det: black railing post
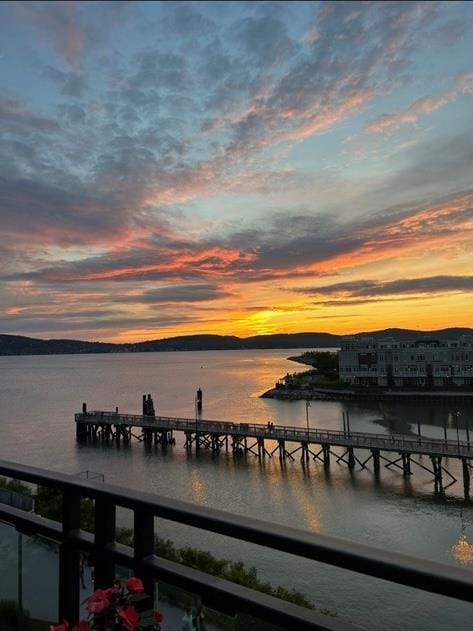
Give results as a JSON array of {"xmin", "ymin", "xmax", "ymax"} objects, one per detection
[
  {"xmin": 94, "ymin": 496, "xmax": 116, "ymax": 588},
  {"xmin": 59, "ymin": 490, "xmax": 81, "ymax": 624},
  {"xmin": 134, "ymin": 507, "xmax": 155, "ymax": 603}
]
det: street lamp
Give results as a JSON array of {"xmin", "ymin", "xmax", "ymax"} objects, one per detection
[
  {"xmin": 454, "ymin": 410, "xmax": 461, "ymax": 452},
  {"xmin": 305, "ymin": 400, "xmax": 311, "ymax": 441},
  {"xmin": 194, "ymin": 392, "xmax": 198, "ymax": 447}
]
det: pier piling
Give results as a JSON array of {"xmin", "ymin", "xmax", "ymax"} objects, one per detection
[
  {"xmin": 463, "ymin": 458, "xmax": 470, "ymax": 497},
  {"xmin": 196, "ymin": 388, "xmax": 203, "ymax": 414}
]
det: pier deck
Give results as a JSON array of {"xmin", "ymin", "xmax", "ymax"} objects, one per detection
[
  {"xmin": 76, "ymin": 410, "xmax": 473, "ymax": 458},
  {"xmin": 75, "ymin": 412, "xmax": 473, "ymax": 497},
  {"xmin": 75, "ymin": 410, "xmax": 473, "ymax": 495}
]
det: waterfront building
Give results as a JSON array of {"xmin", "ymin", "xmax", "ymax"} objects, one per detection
[{"xmin": 338, "ymin": 335, "xmax": 473, "ymax": 387}]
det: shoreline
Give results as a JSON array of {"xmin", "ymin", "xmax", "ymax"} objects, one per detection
[
  {"xmin": 287, "ymin": 355, "xmax": 316, "ymax": 366},
  {"xmin": 262, "ymin": 385, "xmax": 473, "ymax": 403}
]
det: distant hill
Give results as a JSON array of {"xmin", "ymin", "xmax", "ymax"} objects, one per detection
[{"xmin": 1, "ymin": 328, "xmax": 472, "ymax": 356}]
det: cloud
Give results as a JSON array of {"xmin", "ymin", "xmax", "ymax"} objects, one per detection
[
  {"xmin": 457, "ymin": 71, "xmax": 473, "ymax": 94},
  {"xmin": 0, "ymin": 176, "xmax": 138, "ymax": 247},
  {"xmin": 366, "ymin": 70, "xmax": 473, "ymax": 134},
  {"xmin": 15, "ymin": 1, "xmax": 86, "ymax": 67},
  {"xmin": 0, "ymin": 98, "xmax": 60, "ymax": 133},
  {"xmin": 379, "ymin": 134, "xmax": 473, "ymax": 199},
  {"xmin": 296, "ymin": 275, "xmax": 473, "ymax": 301},
  {"xmin": 45, "ymin": 67, "xmax": 87, "ymax": 98},
  {"xmin": 313, "ymin": 297, "xmax": 425, "ymax": 307},
  {"xmin": 4, "ymin": 186, "xmax": 471, "ymax": 290},
  {"xmin": 58, "ymin": 104, "xmax": 86, "ymax": 125},
  {"xmin": 0, "ymin": 313, "xmax": 198, "ymax": 335},
  {"xmin": 114, "ymin": 284, "xmax": 233, "ymax": 304},
  {"xmin": 233, "ymin": 14, "xmax": 296, "ymax": 69},
  {"xmin": 366, "ymin": 95, "xmax": 451, "ymax": 133},
  {"xmin": 160, "ymin": 4, "xmax": 214, "ymax": 37},
  {"xmin": 201, "ymin": 1, "xmax": 446, "ymax": 158},
  {"xmin": 129, "ymin": 50, "xmax": 190, "ymax": 91},
  {"xmin": 14, "ymin": 0, "xmax": 135, "ymax": 67}
]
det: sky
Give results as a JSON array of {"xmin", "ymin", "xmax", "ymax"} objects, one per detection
[{"xmin": 0, "ymin": 0, "xmax": 472, "ymax": 343}]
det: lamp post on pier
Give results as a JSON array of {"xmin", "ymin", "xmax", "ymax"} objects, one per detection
[
  {"xmin": 305, "ymin": 400, "xmax": 311, "ymax": 442},
  {"xmin": 194, "ymin": 392, "xmax": 198, "ymax": 447},
  {"xmin": 455, "ymin": 410, "xmax": 461, "ymax": 452}
]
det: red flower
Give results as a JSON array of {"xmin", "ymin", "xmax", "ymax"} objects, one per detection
[
  {"xmin": 104, "ymin": 586, "xmax": 119, "ymax": 600},
  {"xmin": 126, "ymin": 576, "xmax": 144, "ymax": 594},
  {"xmin": 72, "ymin": 622, "xmax": 91, "ymax": 631},
  {"xmin": 85, "ymin": 589, "xmax": 110, "ymax": 614},
  {"xmin": 117, "ymin": 605, "xmax": 139, "ymax": 631},
  {"xmin": 49, "ymin": 623, "xmax": 68, "ymax": 631}
]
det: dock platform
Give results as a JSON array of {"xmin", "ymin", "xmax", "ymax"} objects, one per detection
[{"xmin": 76, "ymin": 409, "xmax": 473, "ymax": 496}]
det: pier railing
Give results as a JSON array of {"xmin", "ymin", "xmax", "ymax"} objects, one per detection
[
  {"xmin": 76, "ymin": 411, "xmax": 473, "ymax": 458},
  {"xmin": 2, "ymin": 458, "xmax": 473, "ymax": 629}
]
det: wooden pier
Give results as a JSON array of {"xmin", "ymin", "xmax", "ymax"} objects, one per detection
[{"xmin": 75, "ymin": 407, "xmax": 473, "ymax": 496}]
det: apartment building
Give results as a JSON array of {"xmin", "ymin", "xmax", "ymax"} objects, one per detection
[{"xmin": 338, "ymin": 335, "xmax": 473, "ymax": 387}]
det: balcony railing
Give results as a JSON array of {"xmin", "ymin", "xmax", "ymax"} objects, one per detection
[{"xmin": 1, "ymin": 458, "xmax": 473, "ymax": 629}]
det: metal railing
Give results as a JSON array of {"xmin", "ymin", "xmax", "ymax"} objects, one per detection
[{"xmin": 2, "ymin": 459, "xmax": 473, "ymax": 629}]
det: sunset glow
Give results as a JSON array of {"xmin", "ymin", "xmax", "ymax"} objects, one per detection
[{"xmin": 1, "ymin": 1, "xmax": 472, "ymax": 341}]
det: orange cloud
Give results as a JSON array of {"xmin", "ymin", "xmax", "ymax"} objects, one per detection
[
  {"xmin": 304, "ymin": 191, "xmax": 473, "ymax": 274},
  {"xmin": 43, "ymin": 246, "xmax": 257, "ymax": 282}
]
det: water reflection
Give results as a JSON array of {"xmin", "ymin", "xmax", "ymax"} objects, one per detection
[
  {"xmin": 190, "ymin": 469, "xmax": 206, "ymax": 504},
  {"xmin": 451, "ymin": 534, "xmax": 473, "ymax": 565},
  {"xmin": 351, "ymin": 400, "xmax": 472, "ymax": 442}
]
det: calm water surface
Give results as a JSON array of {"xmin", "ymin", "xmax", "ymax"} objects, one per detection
[{"xmin": 1, "ymin": 350, "xmax": 473, "ymax": 630}]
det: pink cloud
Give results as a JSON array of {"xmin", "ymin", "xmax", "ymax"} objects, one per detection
[
  {"xmin": 0, "ymin": 98, "xmax": 60, "ymax": 132},
  {"xmin": 366, "ymin": 71, "xmax": 473, "ymax": 134},
  {"xmin": 15, "ymin": 1, "xmax": 85, "ymax": 67},
  {"xmin": 366, "ymin": 95, "xmax": 451, "ymax": 134}
]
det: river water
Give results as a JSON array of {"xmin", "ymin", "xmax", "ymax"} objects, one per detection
[{"xmin": 1, "ymin": 349, "xmax": 472, "ymax": 629}]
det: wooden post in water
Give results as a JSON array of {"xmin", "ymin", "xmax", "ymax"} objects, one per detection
[
  {"xmin": 196, "ymin": 388, "xmax": 203, "ymax": 414},
  {"xmin": 76, "ymin": 403, "xmax": 88, "ymax": 439},
  {"xmin": 431, "ymin": 456, "xmax": 443, "ymax": 491},
  {"xmin": 462, "ymin": 458, "xmax": 470, "ymax": 498},
  {"xmin": 301, "ymin": 441, "xmax": 309, "ymax": 463},
  {"xmin": 322, "ymin": 444, "xmax": 330, "ymax": 466},
  {"xmin": 401, "ymin": 453, "xmax": 411, "ymax": 476},
  {"xmin": 372, "ymin": 449, "xmax": 380, "ymax": 475},
  {"xmin": 348, "ymin": 447, "xmax": 355, "ymax": 469},
  {"xmin": 278, "ymin": 440, "xmax": 285, "ymax": 460}
]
